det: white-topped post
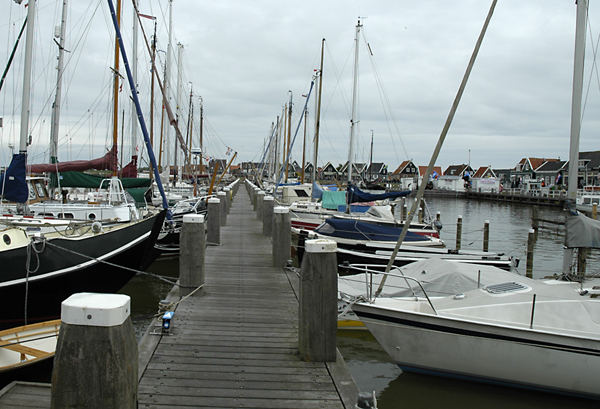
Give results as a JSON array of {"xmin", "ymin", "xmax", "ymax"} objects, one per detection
[
  {"xmin": 51, "ymin": 293, "xmax": 137, "ymax": 408},
  {"xmin": 272, "ymin": 206, "xmax": 291, "ymax": 267},
  {"xmin": 217, "ymin": 191, "xmax": 227, "ymax": 225},
  {"xmin": 223, "ymin": 187, "xmax": 232, "ymax": 212},
  {"xmin": 253, "ymin": 187, "xmax": 260, "ymax": 210},
  {"xmin": 263, "ymin": 195, "xmax": 275, "ymax": 236},
  {"xmin": 299, "ymin": 239, "xmax": 337, "ymax": 362},
  {"xmin": 179, "ymin": 214, "xmax": 205, "ymax": 297},
  {"xmin": 256, "ymin": 190, "xmax": 265, "ymax": 220},
  {"xmin": 207, "ymin": 197, "xmax": 221, "ymax": 245}
]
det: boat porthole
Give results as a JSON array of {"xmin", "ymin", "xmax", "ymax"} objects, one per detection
[
  {"xmin": 89, "ymin": 213, "xmax": 96, "ymax": 220},
  {"xmin": 3, "ymin": 234, "xmax": 10, "ymax": 245}
]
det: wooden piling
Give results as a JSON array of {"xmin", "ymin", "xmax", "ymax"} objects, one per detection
[
  {"xmin": 217, "ymin": 191, "xmax": 227, "ymax": 226},
  {"xmin": 526, "ymin": 228, "xmax": 535, "ymax": 278},
  {"xmin": 179, "ymin": 214, "xmax": 205, "ymax": 297},
  {"xmin": 436, "ymin": 211, "xmax": 441, "ymax": 222},
  {"xmin": 483, "ymin": 220, "xmax": 489, "ymax": 252},
  {"xmin": 263, "ymin": 195, "xmax": 274, "ymax": 236},
  {"xmin": 51, "ymin": 293, "xmax": 137, "ymax": 409},
  {"xmin": 207, "ymin": 197, "xmax": 221, "ymax": 245},
  {"xmin": 456, "ymin": 215, "xmax": 463, "ymax": 251},
  {"xmin": 223, "ymin": 187, "xmax": 232, "ymax": 213},
  {"xmin": 299, "ymin": 239, "xmax": 337, "ymax": 362},
  {"xmin": 418, "ymin": 207, "xmax": 424, "ymax": 223},
  {"xmin": 402, "ymin": 203, "xmax": 407, "ymax": 221},
  {"xmin": 272, "ymin": 206, "xmax": 291, "ymax": 268},
  {"xmin": 256, "ymin": 190, "xmax": 265, "ymax": 220},
  {"xmin": 577, "ymin": 247, "xmax": 588, "ymax": 279},
  {"xmin": 593, "ymin": 203, "xmax": 598, "ymax": 220}
]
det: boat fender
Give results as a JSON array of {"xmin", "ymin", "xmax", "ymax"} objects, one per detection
[{"xmin": 91, "ymin": 221, "xmax": 102, "ymax": 234}]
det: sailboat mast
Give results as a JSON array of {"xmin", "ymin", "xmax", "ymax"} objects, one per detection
[
  {"xmin": 149, "ymin": 19, "xmax": 157, "ymax": 179},
  {"xmin": 199, "ymin": 97, "xmax": 204, "ymax": 173},
  {"xmin": 130, "ymin": 0, "xmax": 139, "ymax": 165},
  {"xmin": 273, "ymin": 114, "xmax": 280, "ymax": 183},
  {"xmin": 285, "ymin": 91, "xmax": 292, "ymax": 182},
  {"xmin": 174, "ymin": 42, "xmax": 183, "ymax": 183},
  {"xmin": 312, "ymin": 38, "xmax": 325, "ymax": 184},
  {"xmin": 348, "ymin": 20, "xmax": 362, "ymax": 185},
  {"xmin": 186, "ymin": 83, "xmax": 193, "ymax": 177},
  {"xmin": 111, "ymin": 0, "xmax": 122, "ymax": 176},
  {"xmin": 49, "ymin": 0, "xmax": 68, "ymax": 165},
  {"xmin": 369, "ymin": 129, "xmax": 373, "ymax": 182},
  {"xmin": 19, "ymin": 0, "xmax": 36, "ymax": 156},
  {"xmin": 562, "ymin": 0, "xmax": 588, "ymax": 275},
  {"xmin": 301, "ymin": 108, "xmax": 307, "ymax": 183},
  {"xmin": 163, "ymin": 0, "xmax": 173, "ymax": 178}
]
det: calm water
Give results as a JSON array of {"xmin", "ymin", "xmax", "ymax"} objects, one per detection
[{"xmin": 123, "ymin": 197, "xmax": 598, "ymax": 407}]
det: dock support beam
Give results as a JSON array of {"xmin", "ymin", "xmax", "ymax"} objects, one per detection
[
  {"xmin": 257, "ymin": 190, "xmax": 265, "ymax": 220},
  {"xmin": 179, "ymin": 214, "xmax": 205, "ymax": 297},
  {"xmin": 456, "ymin": 215, "xmax": 463, "ymax": 251},
  {"xmin": 263, "ymin": 195, "xmax": 274, "ymax": 236},
  {"xmin": 207, "ymin": 197, "xmax": 221, "ymax": 245},
  {"xmin": 217, "ymin": 191, "xmax": 227, "ymax": 226},
  {"xmin": 51, "ymin": 293, "xmax": 137, "ymax": 409},
  {"xmin": 273, "ymin": 206, "xmax": 291, "ymax": 268},
  {"xmin": 299, "ymin": 239, "xmax": 337, "ymax": 362}
]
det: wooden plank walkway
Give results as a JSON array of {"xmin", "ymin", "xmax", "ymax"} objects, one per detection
[{"xmin": 137, "ymin": 186, "xmax": 357, "ymax": 408}]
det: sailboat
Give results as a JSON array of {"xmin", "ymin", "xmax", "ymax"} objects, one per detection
[
  {"xmin": 352, "ymin": 1, "xmax": 600, "ymax": 398},
  {"xmin": 0, "ymin": 0, "xmax": 166, "ymax": 329}
]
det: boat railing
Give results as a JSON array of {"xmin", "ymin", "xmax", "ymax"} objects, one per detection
[{"xmin": 340, "ymin": 263, "xmax": 437, "ymax": 314}]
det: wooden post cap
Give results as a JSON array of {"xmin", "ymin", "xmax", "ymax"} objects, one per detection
[
  {"xmin": 208, "ymin": 197, "xmax": 220, "ymax": 204},
  {"xmin": 217, "ymin": 191, "xmax": 226, "ymax": 197},
  {"xmin": 61, "ymin": 293, "xmax": 130, "ymax": 327},
  {"xmin": 223, "ymin": 187, "xmax": 231, "ymax": 192},
  {"xmin": 264, "ymin": 195, "xmax": 275, "ymax": 201},
  {"xmin": 305, "ymin": 239, "xmax": 337, "ymax": 253},
  {"xmin": 274, "ymin": 206, "xmax": 289, "ymax": 214},
  {"xmin": 183, "ymin": 214, "xmax": 204, "ymax": 224}
]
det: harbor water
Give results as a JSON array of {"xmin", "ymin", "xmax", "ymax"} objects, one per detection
[{"xmin": 121, "ymin": 197, "xmax": 598, "ymax": 407}]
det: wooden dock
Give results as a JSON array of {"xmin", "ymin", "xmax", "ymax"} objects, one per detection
[
  {"xmin": 137, "ymin": 186, "xmax": 357, "ymax": 408},
  {"xmin": 0, "ymin": 184, "xmax": 357, "ymax": 408}
]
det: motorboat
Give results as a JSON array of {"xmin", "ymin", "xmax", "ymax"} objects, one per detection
[{"xmin": 352, "ymin": 274, "xmax": 600, "ymax": 398}]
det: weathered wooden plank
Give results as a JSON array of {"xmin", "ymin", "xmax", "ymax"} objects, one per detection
[
  {"xmin": 145, "ymin": 362, "xmax": 330, "ymax": 376},
  {"xmin": 141, "ymin": 369, "xmax": 332, "ymax": 384},
  {"xmin": 138, "ymin": 396, "xmax": 343, "ymax": 409},
  {"xmin": 139, "ymin": 376, "xmax": 337, "ymax": 392}
]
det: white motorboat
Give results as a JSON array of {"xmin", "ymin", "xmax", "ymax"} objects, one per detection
[{"xmin": 352, "ymin": 276, "xmax": 600, "ymax": 398}]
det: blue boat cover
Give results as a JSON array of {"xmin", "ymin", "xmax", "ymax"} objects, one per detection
[
  {"xmin": 347, "ymin": 183, "xmax": 410, "ymax": 203},
  {"xmin": 312, "ymin": 182, "xmax": 324, "ymax": 200},
  {"xmin": 0, "ymin": 153, "xmax": 28, "ymax": 203},
  {"xmin": 315, "ymin": 217, "xmax": 430, "ymax": 243}
]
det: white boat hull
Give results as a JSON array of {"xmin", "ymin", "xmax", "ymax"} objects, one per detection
[{"xmin": 354, "ymin": 302, "xmax": 600, "ymax": 398}]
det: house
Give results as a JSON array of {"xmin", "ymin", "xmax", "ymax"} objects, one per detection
[
  {"xmin": 493, "ymin": 168, "xmax": 513, "ymax": 186},
  {"xmin": 443, "ymin": 164, "xmax": 474, "ymax": 178},
  {"xmin": 365, "ymin": 162, "xmax": 388, "ymax": 182},
  {"xmin": 577, "ymin": 150, "xmax": 600, "ymax": 186},
  {"xmin": 418, "ymin": 165, "xmax": 443, "ymax": 181},
  {"xmin": 390, "ymin": 160, "xmax": 419, "ymax": 181},
  {"xmin": 536, "ymin": 160, "xmax": 567, "ymax": 188},
  {"xmin": 320, "ymin": 162, "xmax": 339, "ymax": 182},
  {"xmin": 472, "ymin": 166, "xmax": 496, "ymax": 178},
  {"xmin": 303, "ymin": 162, "xmax": 314, "ymax": 182},
  {"xmin": 511, "ymin": 157, "xmax": 559, "ymax": 185},
  {"xmin": 209, "ymin": 159, "xmax": 228, "ymax": 174},
  {"xmin": 339, "ymin": 161, "xmax": 366, "ymax": 183},
  {"xmin": 230, "ymin": 164, "xmax": 242, "ymax": 177}
]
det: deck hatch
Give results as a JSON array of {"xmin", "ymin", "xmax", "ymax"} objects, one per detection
[{"xmin": 484, "ymin": 282, "xmax": 528, "ymax": 294}]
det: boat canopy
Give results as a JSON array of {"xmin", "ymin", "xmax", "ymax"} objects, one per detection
[
  {"xmin": 347, "ymin": 183, "xmax": 410, "ymax": 203},
  {"xmin": 322, "ymin": 190, "xmax": 347, "ymax": 210},
  {"xmin": 566, "ymin": 213, "xmax": 600, "ymax": 248},
  {"xmin": 28, "ymin": 146, "xmax": 117, "ymax": 174},
  {"xmin": 315, "ymin": 217, "xmax": 430, "ymax": 242}
]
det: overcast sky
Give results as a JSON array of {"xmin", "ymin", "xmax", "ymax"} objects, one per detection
[{"xmin": 1, "ymin": 0, "xmax": 600, "ymax": 172}]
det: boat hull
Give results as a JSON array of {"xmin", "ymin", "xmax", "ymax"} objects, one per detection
[
  {"xmin": 0, "ymin": 211, "xmax": 165, "ymax": 328},
  {"xmin": 353, "ymin": 303, "xmax": 600, "ymax": 398}
]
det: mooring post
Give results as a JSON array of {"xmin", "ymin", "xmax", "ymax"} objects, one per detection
[
  {"xmin": 402, "ymin": 203, "xmax": 407, "ymax": 221},
  {"xmin": 436, "ymin": 211, "xmax": 441, "ymax": 222},
  {"xmin": 483, "ymin": 220, "xmax": 490, "ymax": 252},
  {"xmin": 217, "ymin": 191, "xmax": 227, "ymax": 226},
  {"xmin": 418, "ymin": 206, "xmax": 424, "ymax": 223},
  {"xmin": 257, "ymin": 190, "xmax": 265, "ymax": 220},
  {"xmin": 223, "ymin": 187, "xmax": 232, "ymax": 213},
  {"xmin": 272, "ymin": 206, "xmax": 291, "ymax": 268},
  {"xmin": 456, "ymin": 215, "xmax": 463, "ymax": 251},
  {"xmin": 593, "ymin": 203, "xmax": 598, "ymax": 220},
  {"xmin": 179, "ymin": 214, "xmax": 205, "ymax": 297},
  {"xmin": 207, "ymin": 197, "xmax": 221, "ymax": 245},
  {"xmin": 299, "ymin": 239, "xmax": 337, "ymax": 362},
  {"xmin": 263, "ymin": 195, "xmax": 275, "ymax": 236},
  {"xmin": 526, "ymin": 228, "xmax": 535, "ymax": 278},
  {"xmin": 253, "ymin": 187, "xmax": 260, "ymax": 210},
  {"xmin": 51, "ymin": 293, "xmax": 137, "ymax": 409},
  {"xmin": 577, "ymin": 248, "xmax": 588, "ymax": 280}
]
